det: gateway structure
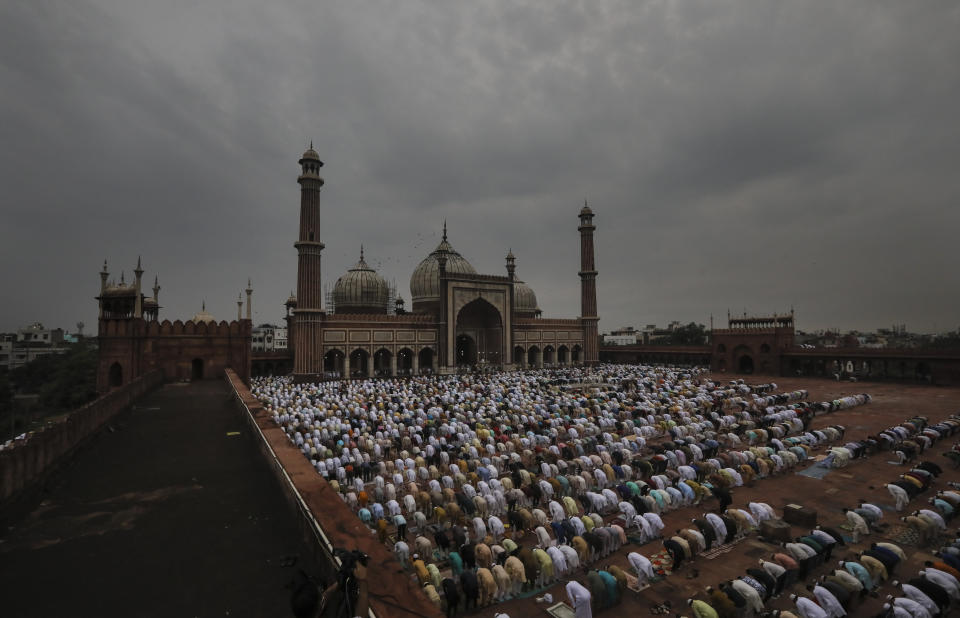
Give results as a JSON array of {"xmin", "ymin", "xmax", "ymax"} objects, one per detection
[{"xmin": 287, "ymin": 146, "xmax": 599, "ymax": 379}]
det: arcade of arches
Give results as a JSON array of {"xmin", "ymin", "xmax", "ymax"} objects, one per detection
[{"xmin": 320, "ymin": 346, "xmax": 439, "ymax": 378}]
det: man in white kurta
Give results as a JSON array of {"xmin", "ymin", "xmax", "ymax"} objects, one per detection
[
  {"xmin": 565, "ymin": 580, "xmax": 592, "ymax": 618},
  {"xmin": 628, "ymin": 551, "xmax": 656, "ymax": 584},
  {"xmin": 791, "ymin": 594, "xmax": 828, "ymax": 618},
  {"xmin": 885, "ymin": 595, "xmax": 932, "ymax": 618},
  {"xmin": 810, "ymin": 584, "xmax": 846, "ymax": 617},
  {"xmin": 899, "ymin": 583, "xmax": 939, "ymax": 616}
]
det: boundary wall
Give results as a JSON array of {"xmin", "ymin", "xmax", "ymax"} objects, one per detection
[
  {"xmin": 224, "ymin": 369, "xmax": 443, "ymax": 618},
  {"xmin": 0, "ymin": 370, "xmax": 163, "ymax": 502}
]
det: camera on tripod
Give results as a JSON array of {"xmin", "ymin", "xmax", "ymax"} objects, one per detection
[{"xmin": 334, "ymin": 548, "xmax": 369, "ymax": 582}]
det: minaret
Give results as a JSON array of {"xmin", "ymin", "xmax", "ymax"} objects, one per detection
[
  {"xmin": 578, "ymin": 202, "xmax": 599, "ymax": 365},
  {"xmin": 134, "ymin": 256, "xmax": 144, "ymax": 318},
  {"xmin": 152, "ymin": 275, "xmax": 161, "ymax": 305},
  {"xmin": 237, "ymin": 293, "xmax": 243, "ymax": 321},
  {"xmin": 99, "ymin": 260, "xmax": 109, "ymax": 318},
  {"xmin": 293, "ymin": 144, "xmax": 325, "ymax": 376},
  {"xmin": 506, "ymin": 249, "xmax": 516, "ymax": 367},
  {"xmin": 245, "ymin": 278, "xmax": 253, "ymax": 321}
]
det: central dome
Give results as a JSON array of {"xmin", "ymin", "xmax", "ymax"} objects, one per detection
[
  {"xmin": 410, "ymin": 229, "xmax": 476, "ymax": 313},
  {"xmin": 333, "ymin": 249, "xmax": 390, "ymax": 314}
]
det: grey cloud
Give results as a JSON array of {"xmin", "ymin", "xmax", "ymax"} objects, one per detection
[{"xmin": 1, "ymin": 1, "xmax": 958, "ymax": 335}]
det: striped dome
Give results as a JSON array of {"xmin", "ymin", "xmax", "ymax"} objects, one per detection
[
  {"xmin": 513, "ymin": 280, "xmax": 541, "ymax": 317},
  {"xmin": 409, "ymin": 232, "xmax": 476, "ymax": 310},
  {"xmin": 333, "ymin": 250, "xmax": 389, "ymax": 314}
]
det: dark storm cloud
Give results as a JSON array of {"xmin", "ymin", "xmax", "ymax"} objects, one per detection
[{"xmin": 1, "ymin": 1, "xmax": 958, "ymax": 335}]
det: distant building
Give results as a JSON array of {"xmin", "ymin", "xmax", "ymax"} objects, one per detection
[
  {"xmin": 16, "ymin": 322, "xmax": 64, "ymax": 345},
  {"xmin": 603, "ymin": 326, "xmax": 638, "ymax": 346},
  {"xmin": 0, "ymin": 323, "xmax": 73, "ymax": 372},
  {"xmin": 252, "ymin": 324, "xmax": 288, "ymax": 352}
]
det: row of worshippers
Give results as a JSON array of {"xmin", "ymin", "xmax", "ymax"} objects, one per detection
[
  {"xmin": 789, "ymin": 540, "xmax": 907, "ymax": 618},
  {"xmin": 372, "ymin": 387, "xmax": 857, "ymax": 560},
  {"xmin": 403, "ymin": 517, "xmax": 630, "ymax": 614},
  {"xmin": 660, "ymin": 503, "xmax": 774, "ymax": 573},
  {"xmin": 662, "ymin": 416, "xmax": 958, "ymax": 618},
  {"xmin": 379, "ymin": 381, "xmax": 857, "ymax": 568},
  {"xmin": 385, "ymin": 385, "xmax": 869, "ymax": 614},
  {"xmin": 874, "ymin": 416, "xmax": 960, "ymax": 464},
  {"xmin": 683, "ymin": 414, "xmax": 960, "ymax": 618},
  {"xmin": 686, "ymin": 536, "xmax": 909, "ymax": 617},
  {"xmin": 310, "ymin": 370, "xmax": 864, "ymax": 548},
  {"xmin": 252, "ymin": 367, "xmax": 870, "ymax": 598},
  {"xmin": 882, "ymin": 548, "xmax": 960, "ymax": 617}
]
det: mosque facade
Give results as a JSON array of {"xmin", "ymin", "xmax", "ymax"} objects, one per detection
[{"xmin": 288, "ymin": 146, "xmax": 599, "ymax": 380}]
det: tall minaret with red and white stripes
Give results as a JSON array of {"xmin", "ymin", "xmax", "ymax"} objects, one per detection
[
  {"xmin": 578, "ymin": 202, "xmax": 599, "ymax": 365},
  {"xmin": 293, "ymin": 144, "xmax": 324, "ymax": 376}
]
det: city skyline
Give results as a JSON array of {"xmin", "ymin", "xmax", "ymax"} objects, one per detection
[{"xmin": 2, "ymin": 2, "xmax": 958, "ymax": 335}]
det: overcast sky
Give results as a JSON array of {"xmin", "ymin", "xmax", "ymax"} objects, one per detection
[{"xmin": 2, "ymin": 1, "xmax": 958, "ymax": 336}]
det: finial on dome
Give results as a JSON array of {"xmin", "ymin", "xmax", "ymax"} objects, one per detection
[
  {"xmin": 310, "ymin": 140, "xmax": 313, "ymax": 149},
  {"xmin": 202, "ymin": 300, "xmax": 206, "ymax": 311},
  {"xmin": 360, "ymin": 244, "xmax": 365, "ymax": 261},
  {"xmin": 120, "ymin": 271, "xmax": 125, "ymax": 284},
  {"xmin": 442, "ymin": 220, "xmax": 447, "ymax": 242}
]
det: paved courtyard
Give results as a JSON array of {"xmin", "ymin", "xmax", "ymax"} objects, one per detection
[{"xmin": 0, "ymin": 381, "xmax": 318, "ymax": 618}]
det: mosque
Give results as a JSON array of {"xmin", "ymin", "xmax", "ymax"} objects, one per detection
[{"xmin": 286, "ymin": 146, "xmax": 599, "ymax": 379}]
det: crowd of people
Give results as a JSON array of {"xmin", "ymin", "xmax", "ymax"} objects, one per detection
[
  {"xmin": 680, "ymin": 415, "xmax": 960, "ymax": 618},
  {"xmin": 252, "ymin": 365, "xmax": 960, "ymax": 618},
  {"xmin": 252, "ymin": 365, "xmax": 894, "ymax": 615}
]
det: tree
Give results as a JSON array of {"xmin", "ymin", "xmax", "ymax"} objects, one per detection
[
  {"xmin": 10, "ymin": 340, "xmax": 99, "ymax": 413},
  {"xmin": 665, "ymin": 322, "xmax": 708, "ymax": 346},
  {"xmin": 0, "ymin": 372, "xmax": 12, "ymax": 415}
]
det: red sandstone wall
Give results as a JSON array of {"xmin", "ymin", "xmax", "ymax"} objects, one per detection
[
  {"xmin": 0, "ymin": 371, "xmax": 163, "ymax": 503},
  {"xmin": 98, "ymin": 318, "xmax": 251, "ymax": 392},
  {"xmin": 225, "ymin": 370, "xmax": 443, "ymax": 618}
]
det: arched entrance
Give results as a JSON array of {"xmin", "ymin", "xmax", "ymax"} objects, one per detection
[
  {"xmin": 109, "ymin": 362, "xmax": 123, "ymax": 387},
  {"xmin": 571, "ymin": 345, "xmax": 582, "ymax": 364},
  {"xmin": 543, "ymin": 345, "xmax": 555, "ymax": 366},
  {"xmin": 374, "ymin": 348, "xmax": 392, "ymax": 376},
  {"xmin": 527, "ymin": 346, "xmax": 540, "ymax": 368},
  {"xmin": 731, "ymin": 345, "xmax": 753, "ymax": 375},
  {"xmin": 418, "ymin": 347, "xmax": 434, "ymax": 374},
  {"xmin": 455, "ymin": 298, "xmax": 503, "ymax": 368},
  {"xmin": 456, "ymin": 334, "xmax": 477, "ymax": 367},
  {"xmin": 558, "ymin": 345, "xmax": 569, "ymax": 365},
  {"xmin": 324, "ymin": 349, "xmax": 345, "ymax": 377},
  {"xmin": 191, "ymin": 358, "xmax": 204, "ymax": 380},
  {"xmin": 397, "ymin": 348, "xmax": 414, "ymax": 376},
  {"xmin": 349, "ymin": 348, "xmax": 370, "ymax": 378},
  {"xmin": 513, "ymin": 346, "xmax": 525, "ymax": 367}
]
